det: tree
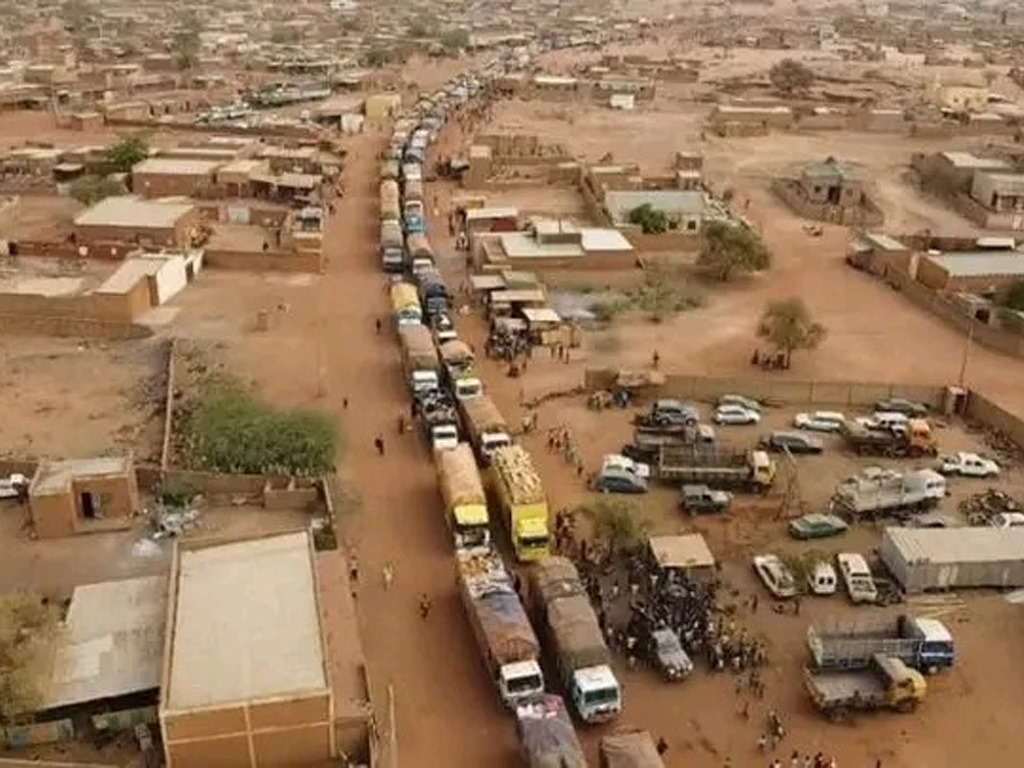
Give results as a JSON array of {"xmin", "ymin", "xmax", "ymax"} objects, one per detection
[
  {"xmin": 698, "ymin": 220, "xmax": 771, "ymax": 281},
  {"xmin": 757, "ymin": 298, "xmax": 826, "ymax": 368},
  {"xmin": 69, "ymin": 175, "xmax": 124, "ymax": 205},
  {"xmin": 104, "ymin": 136, "xmax": 149, "ymax": 173},
  {"xmin": 628, "ymin": 203, "xmax": 668, "ymax": 234},
  {"xmin": 581, "ymin": 499, "xmax": 649, "ymax": 554},
  {"xmin": 0, "ymin": 591, "xmax": 57, "ymax": 723},
  {"xmin": 769, "ymin": 58, "xmax": 814, "ymax": 94},
  {"xmin": 440, "ymin": 28, "xmax": 469, "ymax": 52}
]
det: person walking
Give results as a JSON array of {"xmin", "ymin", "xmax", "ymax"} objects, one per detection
[
  {"xmin": 655, "ymin": 737, "xmax": 668, "ymax": 756},
  {"xmin": 382, "ymin": 562, "xmax": 394, "ymax": 590},
  {"xmin": 374, "ymin": 435, "xmax": 385, "ymax": 456},
  {"xmin": 418, "ymin": 593, "xmax": 432, "ymax": 619},
  {"xmin": 652, "ymin": 349, "xmax": 661, "ymax": 369},
  {"xmin": 375, "ymin": 318, "xmax": 382, "ymax": 334}
]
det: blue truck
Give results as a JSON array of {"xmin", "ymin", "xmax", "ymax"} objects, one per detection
[{"xmin": 807, "ymin": 614, "xmax": 954, "ymax": 674}]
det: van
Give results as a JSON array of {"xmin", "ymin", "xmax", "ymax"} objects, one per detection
[
  {"xmin": 836, "ymin": 553, "xmax": 878, "ymax": 604},
  {"xmin": 807, "ymin": 562, "xmax": 838, "ymax": 596}
]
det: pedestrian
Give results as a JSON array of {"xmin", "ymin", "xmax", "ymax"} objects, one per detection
[
  {"xmin": 875, "ymin": 760, "xmax": 882, "ymax": 768},
  {"xmin": 418, "ymin": 593, "xmax": 432, "ymax": 619},
  {"xmin": 342, "ymin": 397, "xmax": 349, "ymax": 409},
  {"xmin": 757, "ymin": 733, "xmax": 768, "ymax": 751},
  {"xmin": 398, "ymin": 413, "xmax": 406, "ymax": 434},
  {"xmin": 375, "ymin": 317, "xmax": 382, "ymax": 334},
  {"xmin": 793, "ymin": 597, "xmax": 801, "ymax": 616},
  {"xmin": 348, "ymin": 556, "xmax": 359, "ymax": 585},
  {"xmin": 656, "ymin": 737, "xmax": 668, "ymax": 756},
  {"xmin": 790, "ymin": 751, "xmax": 800, "ymax": 768},
  {"xmin": 652, "ymin": 349, "xmax": 660, "ymax": 369},
  {"xmin": 374, "ymin": 435, "xmax": 385, "ymax": 456},
  {"xmin": 751, "ymin": 593, "xmax": 759, "ymax": 614},
  {"xmin": 382, "ymin": 562, "xmax": 394, "ymax": 590}
]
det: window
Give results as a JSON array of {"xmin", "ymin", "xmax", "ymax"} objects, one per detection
[{"xmin": 686, "ymin": 220, "xmax": 697, "ymax": 231}]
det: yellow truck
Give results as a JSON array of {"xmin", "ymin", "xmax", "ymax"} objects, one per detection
[
  {"xmin": 437, "ymin": 444, "xmax": 491, "ymax": 552},
  {"xmin": 490, "ymin": 445, "xmax": 550, "ymax": 562}
]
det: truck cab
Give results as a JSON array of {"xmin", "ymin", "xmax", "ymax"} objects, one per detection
[
  {"xmin": 571, "ymin": 666, "xmax": 621, "ymax": 723},
  {"xmin": 501, "ymin": 659, "xmax": 544, "ymax": 706},
  {"xmin": 430, "ymin": 423, "xmax": 459, "ymax": 452},
  {"xmin": 410, "ymin": 370, "xmax": 440, "ymax": 397},
  {"xmin": 514, "ymin": 515, "xmax": 550, "ymax": 561},
  {"xmin": 452, "ymin": 377, "xmax": 484, "ymax": 400},
  {"xmin": 380, "ymin": 245, "xmax": 405, "ymax": 273}
]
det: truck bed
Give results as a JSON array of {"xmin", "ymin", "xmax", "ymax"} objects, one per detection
[{"xmin": 807, "ymin": 669, "xmax": 887, "ymax": 707}]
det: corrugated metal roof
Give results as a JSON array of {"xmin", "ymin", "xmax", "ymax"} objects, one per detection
[
  {"xmin": 926, "ymin": 251, "xmax": 1024, "ymax": 278},
  {"xmin": 883, "ymin": 527, "xmax": 1024, "ymax": 565}
]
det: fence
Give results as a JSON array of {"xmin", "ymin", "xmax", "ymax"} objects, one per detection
[{"xmin": 965, "ymin": 390, "xmax": 1024, "ymax": 447}]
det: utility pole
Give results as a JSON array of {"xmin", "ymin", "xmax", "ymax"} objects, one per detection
[{"xmin": 957, "ymin": 320, "xmax": 974, "ymax": 387}]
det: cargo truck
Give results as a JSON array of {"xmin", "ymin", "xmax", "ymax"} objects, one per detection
[
  {"xmin": 380, "ymin": 220, "xmax": 405, "ymax": 273},
  {"xmin": 807, "ymin": 615, "xmax": 954, "ymax": 673},
  {"xmin": 459, "ymin": 394, "xmax": 511, "ymax": 465},
  {"xmin": 390, "ymin": 282, "xmax": 422, "ymax": 327},
  {"xmin": 457, "ymin": 549, "xmax": 545, "ymax": 708},
  {"xmin": 528, "ymin": 556, "xmax": 621, "ymax": 723},
  {"xmin": 416, "ymin": 267, "xmax": 450, "ymax": 318},
  {"xmin": 379, "ymin": 179, "xmax": 400, "ymax": 222},
  {"xmin": 440, "ymin": 340, "xmax": 483, "ymax": 400},
  {"xmin": 830, "ymin": 469, "xmax": 945, "ymax": 519},
  {"xmin": 515, "ymin": 695, "xmax": 586, "ymax": 768},
  {"xmin": 491, "ymin": 445, "xmax": 550, "ymax": 562},
  {"xmin": 840, "ymin": 419, "xmax": 938, "ymax": 458},
  {"xmin": 406, "ymin": 232, "xmax": 436, "ymax": 272},
  {"xmin": 655, "ymin": 447, "xmax": 775, "ymax": 492},
  {"xmin": 438, "ymin": 444, "xmax": 491, "ymax": 551},
  {"xmin": 805, "ymin": 654, "xmax": 926, "ymax": 722},
  {"xmin": 417, "ymin": 389, "xmax": 459, "ymax": 451},
  {"xmin": 600, "ymin": 730, "xmax": 665, "ymax": 768},
  {"xmin": 398, "ymin": 324, "xmax": 439, "ymax": 381}
]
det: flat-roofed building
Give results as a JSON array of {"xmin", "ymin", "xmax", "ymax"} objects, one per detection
[
  {"xmin": 74, "ymin": 196, "xmax": 199, "ymax": 249},
  {"xmin": 917, "ymin": 249, "xmax": 1024, "ymax": 292},
  {"xmin": 132, "ymin": 157, "xmax": 223, "ymax": 198},
  {"xmin": 28, "ymin": 455, "xmax": 139, "ymax": 538}
]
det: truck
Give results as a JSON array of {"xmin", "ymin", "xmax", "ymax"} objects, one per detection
[
  {"xmin": 440, "ymin": 340, "xmax": 483, "ymax": 400},
  {"xmin": 830, "ymin": 469, "xmax": 945, "ymax": 519},
  {"xmin": 417, "ymin": 389, "xmax": 459, "ymax": 451},
  {"xmin": 515, "ymin": 695, "xmax": 586, "ymax": 768},
  {"xmin": 655, "ymin": 447, "xmax": 776, "ymax": 492},
  {"xmin": 807, "ymin": 615, "xmax": 955, "ymax": 673},
  {"xmin": 403, "ymin": 180, "xmax": 425, "ymax": 232},
  {"xmin": 804, "ymin": 654, "xmax": 926, "ymax": 721},
  {"xmin": 379, "ymin": 179, "xmax": 400, "ymax": 222},
  {"xmin": 600, "ymin": 730, "xmax": 665, "ymax": 768},
  {"xmin": 491, "ymin": 445, "xmax": 550, "ymax": 562},
  {"xmin": 398, "ymin": 324, "xmax": 439, "ymax": 381},
  {"xmin": 528, "ymin": 556, "xmax": 621, "ymax": 723},
  {"xmin": 416, "ymin": 267, "xmax": 450, "ymax": 317},
  {"xmin": 405, "ymin": 232, "xmax": 436, "ymax": 272},
  {"xmin": 840, "ymin": 419, "xmax": 938, "ymax": 458},
  {"xmin": 380, "ymin": 220, "xmax": 405, "ymax": 273},
  {"xmin": 390, "ymin": 282, "xmax": 422, "ymax": 327},
  {"xmin": 438, "ymin": 444, "xmax": 491, "ymax": 551},
  {"xmin": 459, "ymin": 394, "xmax": 511, "ymax": 465}
]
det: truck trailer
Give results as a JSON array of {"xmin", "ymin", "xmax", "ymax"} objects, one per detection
[
  {"xmin": 515, "ymin": 695, "xmax": 586, "ymax": 768},
  {"xmin": 380, "ymin": 219, "xmax": 405, "ymax": 273},
  {"xmin": 379, "ymin": 179, "xmax": 400, "ymax": 222},
  {"xmin": 807, "ymin": 615, "xmax": 955, "ymax": 673},
  {"xmin": 438, "ymin": 444, "xmax": 491, "ymax": 551},
  {"xmin": 655, "ymin": 447, "xmax": 775, "ymax": 492},
  {"xmin": 528, "ymin": 557, "xmax": 621, "ymax": 723},
  {"xmin": 406, "ymin": 231, "xmax": 435, "ymax": 270},
  {"xmin": 840, "ymin": 420, "xmax": 938, "ymax": 458},
  {"xmin": 440, "ymin": 340, "xmax": 483, "ymax": 399},
  {"xmin": 398, "ymin": 324, "xmax": 439, "ymax": 379},
  {"xmin": 830, "ymin": 469, "xmax": 945, "ymax": 519},
  {"xmin": 459, "ymin": 395, "xmax": 511, "ymax": 465},
  {"xmin": 600, "ymin": 730, "xmax": 665, "ymax": 768},
  {"xmin": 805, "ymin": 654, "xmax": 926, "ymax": 722},
  {"xmin": 491, "ymin": 445, "xmax": 549, "ymax": 561},
  {"xmin": 457, "ymin": 549, "xmax": 544, "ymax": 708}
]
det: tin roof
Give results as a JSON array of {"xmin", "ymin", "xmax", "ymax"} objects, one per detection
[{"xmin": 882, "ymin": 526, "xmax": 1024, "ymax": 565}]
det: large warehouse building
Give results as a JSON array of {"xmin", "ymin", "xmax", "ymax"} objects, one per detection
[{"xmin": 159, "ymin": 531, "xmax": 371, "ymax": 768}]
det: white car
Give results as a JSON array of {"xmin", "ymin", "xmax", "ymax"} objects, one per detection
[
  {"xmin": 752, "ymin": 554, "xmax": 798, "ymax": 599},
  {"xmin": 713, "ymin": 404, "xmax": 761, "ymax": 425},
  {"xmin": 602, "ymin": 454, "xmax": 651, "ymax": 479},
  {"xmin": 937, "ymin": 452, "xmax": 1000, "ymax": 478},
  {"xmin": 0, "ymin": 473, "xmax": 28, "ymax": 500},
  {"xmin": 794, "ymin": 411, "xmax": 846, "ymax": 433}
]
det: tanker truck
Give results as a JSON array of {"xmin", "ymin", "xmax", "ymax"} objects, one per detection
[
  {"xmin": 528, "ymin": 556, "xmax": 622, "ymax": 723},
  {"xmin": 437, "ymin": 444, "xmax": 491, "ymax": 551},
  {"xmin": 491, "ymin": 445, "xmax": 550, "ymax": 562},
  {"xmin": 457, "ymin": 549, "xmax": 545, "ymax": 708},
  {"xmin": 458, "ymin": 394, "xmax": 511, "ymax": 466}
]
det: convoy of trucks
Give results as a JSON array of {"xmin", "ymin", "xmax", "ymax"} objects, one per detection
[
  {"xmin": 528, "ymin": 556, "xmax": 622, "ymax": 723},
  {"xmin": 840, "ymin": 420, "xmax": 938, "ymax": 458},
  {"xmin": 804, "ymin": 654, "xmax": 927, "ymax": 721},
  {"xmin": 807, "ymin": 615, "xmax": 955, "ymax": 673},
  {"xmin": 655, "ymin": 447, "xmax": 776, "ymax": 492},
  {"xmin": 438, "ymin": 444, "xmax": 491, "ymax": 551},
  {"xmin": 515, "ymin": 695, "xmax": 587, "ymax": 768},
  {"xmin": 491, "ymin": 445, "xmax": 551, "ymax": 562},
  {"xmin": 459, "ymin": 394, "xmax": 511, "ymax": 465},
  {"xmin": 379, "ymin": 179, "xmax": 400, "ymax": 222},
  {"xmin": 456, "ymin": 550, "xmax": 545, "ymax": 708},
  {"xmin": 830, "ymin": 469, "xmax": 945, "ymax": 518}
]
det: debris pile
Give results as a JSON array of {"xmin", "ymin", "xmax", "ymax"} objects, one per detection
[{"xmin": 958, "ymin": 488, "xmax": 1020, "ymax": 526}]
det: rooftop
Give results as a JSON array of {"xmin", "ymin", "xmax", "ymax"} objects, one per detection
[
  {"xmin": 883, "ymin": 526, "xmax": 1024, "ymax": 564},
  {"xmin": 31, "ymin": 456, "xmax": 133, "ymax": 496},
  {"xmin": 942, "ymin": 151, "xmax": 1011, "ymax": 169},
  {"xmin": 133, "ymin": 157, "xmax": 223, "ymax": 176},
  {"xmin": 43, "ymin": 576, "xmax": 166, "ymax": 709},
  {"xmin": 649, "ymin": 533, "xmax": 716, "ymax": 570},
  {"xmin": 500, "ymin": 232, "xmax": 584, "ymax": 259},
  {"xmin": 604, "ymin": 189, "xmax": 706, "ymax": 222},
  {"xmin": 926, "ymin": 251, "xmax": 1024, "ymax": 278},
  {"xmin": 164, "ymin": 532, "xmax": 327, "ymax": 712},
  {"xmin": 74, "ymin": 196, "xmax": 195, "ymax": 230}
]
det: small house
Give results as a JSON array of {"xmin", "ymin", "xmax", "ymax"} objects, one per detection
[{"xmin": 28, "ymin": 455, "xmax": 140, "ymax": 538}]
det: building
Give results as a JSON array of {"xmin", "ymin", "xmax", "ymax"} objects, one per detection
[
  {"xmin": 160, "ymin": 531, "xmax": 370, "ymax": 768},
  {"xmin": 132, "ymin": 157, "xmax": 223, "ymax": 198},
  {"xmin": 28, "ymin": 455, "xmax": 139, "ymax": 538},
  {"xmin": 603, "ymin": 189, "xmax": 706, "ymax": 232},
  {"xmin": 798, "ymin": 159, "xmax": 866, "ymax": 207},
  {"xmin": 914, "ymin": 151, "xmax": 1011, "ymax": 192},
  {"xmin": 74, "ymin": 196, "xmax": 200, "ymax": 249},
  {"xmin": 970, "ymin": 172, "xmax": 1024, "ymax": 213},
  {"xmin": 916, "ymin": 250, "xmax": 1024, "ymax": 293}
]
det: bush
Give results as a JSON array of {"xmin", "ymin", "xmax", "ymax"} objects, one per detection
[
  {"xmin": 628, "ymin": 203, "xmax": 669, "ymax": 234},
  {"xmin": 69, "ymin": 174, "xmax": 124, "ymax": 205},
  {"xmin": 181, "ymin": 375, "xmax": 339, "ymax": 476},
  {"xmin": 589, "ymin": 297, "xmax": 629, "ymax": 322}
]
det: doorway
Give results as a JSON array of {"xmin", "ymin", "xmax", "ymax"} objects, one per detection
[
  {"xmin": 826, "ymin": 185, "xmax": 841, "ymax": 204},
  {"xmin": 80, "ymin": 491, "xmax": 97, "ymax": 519}
]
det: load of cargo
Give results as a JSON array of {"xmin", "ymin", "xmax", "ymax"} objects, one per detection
[
  {"xmin": 456, "ymin": 549, "xmax": 544, "ymax": 708},
  {"xmin": 600, "ymin": 730, "xmax": 665, "ymax": 768},
  {"xmin": 398, "ymin": 324, "xmax": 439, "ymax": 374},
  {"xmin": 655, "ymin": 447, "xmax": 775, "ymax": 492},
  {"xmin": 459, "ymin": 394, "xmax": 511, "ymax": 465},
  {"xmin": 437, "ymin": 444, "xmax": 490, "ymax": 551},
  {"xmin": 807, "ymin": 614, "xmax": 955, "ymax": 673},
  {"xmin": 439, "ymin": 339, "xmax": 481, "ymax": 399},
  {"xmin": 804, "ymin": 654, "xmax": 926, "ymax": 721},
  {"xmin": 380, "ymin": 220, "xmax": 405, "ymax": 272},
  {"xmin": 491, "ymin": 446, "xmax": 550, "ymax": 562},
  {"xmin": 390, "ymin": 282, "xmax": 422, "ymax": 326},
  {"xmin": 515, "ymin": 695, "xmax": 586, "ymax": 768},
  {"xmin": 830, "ymin": 468, "xmax": 945, "ymax": 519},
  {"xmin": 528, "ymin": 556, "xmax": 621, "ymax": 723},
  {"xmin": 406, "ymin": 231, "xmax": 435, "ymax": 265},
  {"xmin": 379, "ymin": 179, "xmax": 400, "ymax": 222}
]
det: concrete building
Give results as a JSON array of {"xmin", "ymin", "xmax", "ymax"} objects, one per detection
[
  {"xmin": 970, "ymin": 172, "xmax": 1024, "ymax": 213},
  {"xmin": 915, "ymin": 151, "xmax": 1011, "ymax": 192},
  {"xmin": 916, "ymin": 250, "xmax": 1024, "ymax": 292},
  {"xmin": 160, "ymin": 531, "xmax": 368, "ymax": 768},
  {"xmin": 74, "ymin": 196, "xmax": 200, "ymax": 249},
  {"xmin": 28, "ymin": 455, "xmax": 139, "ymax": 538},
  {"xmin": 798, "ymin": 160, "xmax": 866, "ymax": 207},
  {"xmin": 132, "ymin": 157, "xmax": 223, "ymax": 198},
  {"xmin": 603, "ymin": 189, "xmax": 706, "ymax": 232}
]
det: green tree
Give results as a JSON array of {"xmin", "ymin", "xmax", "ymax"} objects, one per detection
[
  {"xmin": 581, "ymin": 499, "xmax": 649, "ymax": 554},
  {"xmin": 270, "ymin": 26, "xmax": 303, "ymax": 45},
  {"xmin": 757, "ymin": 297, "xmax": 826, "ymax": 368},
  {"xmin": 104, "ymin": 136, "xmax": 149, "ymax": 173},
  {"xmin": 999, "ymin": 278, "xmax": 1024, "ymax": 311},
  {"xmin": 69, "ymin": 174, "xmax": 125, "ymax": 205},
  {"xmin": 628, "ymin": 203, "xmax": 668, "ymax": 234},
  {"xmin": 698, "ymin": 220, "xmax": 771, "ymax": 281},
  {"xmin": 768, "ymin": 58, "xmax": 814, "ymax": 94},
  {"xmin": 405, "ymin": 16, "xmax": 434, "ymax": 38},
  {"xmin": 440, "ymin": 28, "xmax": 469, "ymax": 51}
]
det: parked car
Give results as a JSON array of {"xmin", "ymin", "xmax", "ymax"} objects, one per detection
[
  {"xmin": 788, "ymin": 513, "xmax": 849, "ymax": 540},
  {"xmin": 936, "ymin": 452, "xmax": 1000, "ymax": 478},
  {"xmin": 794, "ymin": 411, "xmax": 846, "ymax": 433},
  {"xmin": 990, "ymin": 512, "xmax": 1024, "ymax": 529},
  {"xmin": 855, "ymin": 412, "xmax": 910, "ymax": 433},
  {"xmin": 643, "ymin": 399, "xmax": 700, "ymax": 427},
  {"xmin": 807, "ymin": 561, "xmax": 838, "ymax": 596},
  {"xmin": 0, "ymin": 473, "xmax": 28, "ymax": 500},
  {"xmin": 713, "ymin": 404, "xmax": 761, "ymax": 426},
  {"xmin": 648, "ymin": 628, "xmax": 693, "ymax": 681},
  {"xmin": 752, "ymin": 554, "xmax": 798, "ymax": 599},
  {"xmin": 593, "ymin": 468, "xmax": 648, "ymax": 494},
  {"xmin": 874, "ymin": 398, "xmax": 929, "ymax": 417},
  {"xmin": 679, "ymin": 484, "xmax": 732, "ymax": 514},
  {"xmin": 602, "ymin": 454, "xmax": 651, "ymax": 480},
  {"xmin": 717, "ymin": 394, "xmax": 762, "ymax": 413},
  {"xmin": 759, "ymin": 431, "xmax": 824, "ymax": 455}
]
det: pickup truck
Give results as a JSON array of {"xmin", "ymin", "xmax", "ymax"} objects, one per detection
[
  {"xmin": 678, "ymin": 484, "xmax": 731, "ymax": 514},
  {"xmin": 936, "ymin": 451, "xmax": 1000, "ymax": 478},
  {"xmin": 805, "ymin": 654, "xmax": 926, "ymax": 722}
]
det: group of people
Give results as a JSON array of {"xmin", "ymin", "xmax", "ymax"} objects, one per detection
[{"xmin": 484, "ymin": 324, "xmax": 532, "ymax": 363}]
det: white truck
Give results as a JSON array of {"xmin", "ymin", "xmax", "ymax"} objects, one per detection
[
  {"xmin": 397, "ymin": 324, "xmax": 440, "ymax": 396},
  {"xmin": 459, "ymin": 395, "xmax": 511, "ymax": 466},
  {"xmin": 830, "ymin": 469, "xmax": 945, "ymax": 518}
]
